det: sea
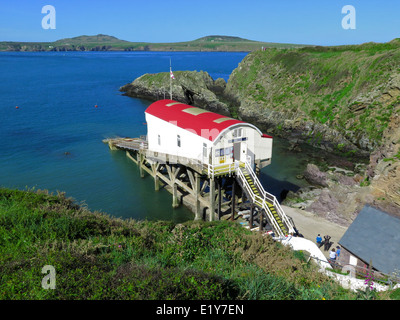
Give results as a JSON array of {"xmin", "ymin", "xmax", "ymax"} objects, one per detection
[{"xmin": 0, "ymin": 51, "xmax": 311, "ymax": 223}]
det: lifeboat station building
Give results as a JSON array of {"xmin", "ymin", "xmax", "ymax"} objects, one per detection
[
  {"xmin": 145, "ymin": 99, "xmax": 273, "ymax": 171},
  {"xmin": 105, "ymin": 99, "xmax": 295, "ymax": 238}
]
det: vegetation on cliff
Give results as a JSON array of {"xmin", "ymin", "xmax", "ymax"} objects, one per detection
[
  {"xmin": 226, "ymin": 39, "xmax": 400, "ymax": 154},
  {"xmin": 225, "ymin": 40, "xmax": 400, "ymax": 216},
  {"xmin": 4, "ymin": 187, "xmax": 397, "ymax": 300}
]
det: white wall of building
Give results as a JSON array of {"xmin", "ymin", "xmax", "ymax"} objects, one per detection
[
  {"xmin": 145, "ymin": 113, "xmax": 213, "ymax": 163},
  {"xmin": 146, "ymin": 113, "xmax": 272, "ymax": 168}
]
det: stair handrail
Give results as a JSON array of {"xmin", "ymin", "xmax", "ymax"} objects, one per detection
[
  {"xmin": 207, "ymin": 162, "xmax": 236, "ymax": 179},
  {"xmin": 236, "ymin": 167, "xmax": 285, "ymax": 238},
  {"xmin": 241, "ymin": 160, "xmax": 296, "ymax": 235}
]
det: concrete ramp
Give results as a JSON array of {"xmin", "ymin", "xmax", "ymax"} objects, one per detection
[{"xmin": 280, "ymin": 236, "xmax": 331, "ymax": 271}]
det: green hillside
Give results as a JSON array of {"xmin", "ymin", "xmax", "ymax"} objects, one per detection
[
  {"xmin": 2, "ymin": 187, "xmax": 393, "ymax": 300},
  {"xmin": 0, "ymin": 34, "xmax": 307, "ymax": 52},
  {"xmin": 226, "ymin": 39, "xmax": 400, "ymax": 154}
]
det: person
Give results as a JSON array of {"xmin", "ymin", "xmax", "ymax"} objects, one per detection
[
  {"xmin": 336, "ymin": 246, "xmax": 341, "ymax": 259},
  {"xmin": 329, "ymin": 248, "xmax": 336, "ymax": 263},
  {"xmin": 324, "ymin": 235, "xmax": 332, "ymax": 251},
  {"xmin": 316, "ymin": 234, "xmax": 322, "ymax": 247}
]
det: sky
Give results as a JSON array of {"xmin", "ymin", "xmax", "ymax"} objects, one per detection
[{"xmin": 0, "ymin": 0, "xmax": 399, "ymax": 46}]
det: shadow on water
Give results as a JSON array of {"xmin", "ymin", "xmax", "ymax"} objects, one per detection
[
  {"xmin": 258, "ymin": 137, "xmax": 311, "ymax": 203},
  {"xmin": 105, "ymin": 149, "xmax": 194, "ymax": 223},
  {"xmin": 259, "ymin": 171, "xmax": 302, "ymax": 203}
]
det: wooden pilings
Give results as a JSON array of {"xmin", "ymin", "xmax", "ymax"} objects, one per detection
[{"xmin": 123, "ymin": 149, "xmax": 244, "ymax": 223}]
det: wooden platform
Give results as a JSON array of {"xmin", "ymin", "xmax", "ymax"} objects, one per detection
[{"xmin": 103, "ymin": 137, "xmax": 148, "ymax": 151}]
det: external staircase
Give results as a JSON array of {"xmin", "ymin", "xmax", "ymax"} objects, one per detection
[{"xmin": 235, "ymin": 160, "xmax": 295, "ymax": 239}]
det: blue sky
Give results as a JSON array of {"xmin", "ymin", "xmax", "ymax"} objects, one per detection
[{"xmin": 0, "ymin": 0, "xmax": 398, "ymax": 45}]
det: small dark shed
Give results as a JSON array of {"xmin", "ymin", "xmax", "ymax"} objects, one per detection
[{"xmin": 338, "ymin": 205, "xmax": 400, "ymax": 275}]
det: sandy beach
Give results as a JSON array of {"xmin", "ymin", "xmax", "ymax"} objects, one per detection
[{"xmin": 282, "ymin": 205, "xmax": 348, "ymax": 258}]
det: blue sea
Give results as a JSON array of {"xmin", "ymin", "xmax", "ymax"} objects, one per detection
[{"xmin": 0, "ymin": 51, "xmax": 309, "ymax": 223}]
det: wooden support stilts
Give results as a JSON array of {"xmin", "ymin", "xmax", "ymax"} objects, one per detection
[
  {"xmin": 155, "ymin": 175, "xmax": 160, "ymax": 191},
  {"xmin": 172, "ymin": 182, "xmax": 179, "ymax": 208},
  {"xmin": 217, "ymin": 177, "xmax": 222, "ymax": 220},
  {"xmin": 151, "ymin": 163, "xmax": 160, "ymax": 191},
  {"xmin": 126, "ymin": 151, "xmax": 138, "ymax": 164},
  {"xmin": 209, "ymin": 177, "xmax": 216, "ymax": 221},
  {"xmin": 231, "ymin": 179, "xmax": 236, "ymax": 221},
  {"xmin": 139, "ymin": 152, "xmax": 144, "ymax": 178},
  {"xmin": 194, "ymin": 173, "xmax": 201, "ymax": 220},
  {"xmin": 250, "ymin": 203, "xmax": 254, "ymax": 229}
]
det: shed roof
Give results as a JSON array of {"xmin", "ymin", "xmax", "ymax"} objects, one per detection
[
  {"xmin": 145, "ymin": 99, "xmax": 268, "ymax": 142},
  {"xmin": 338, "ymin": 205, "xmax": 400, "ymax": 274}
]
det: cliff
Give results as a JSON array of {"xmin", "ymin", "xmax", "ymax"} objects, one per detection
[
  {"xmin": 225, "ymin": 40, "xmax": 400, "ymax": 220},
  {"xmin": 119, "ymin": 40, "xmax": 400, "ymax": 222}
]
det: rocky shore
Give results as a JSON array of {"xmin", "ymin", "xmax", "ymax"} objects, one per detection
[{"xmin": 119, "ymin": 47, "xmax": 400, "ymax": 225}]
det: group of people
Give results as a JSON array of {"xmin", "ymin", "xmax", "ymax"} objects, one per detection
[{"xmin": 316, "ymin": 234, "xmax": 341, "ymax": 263}]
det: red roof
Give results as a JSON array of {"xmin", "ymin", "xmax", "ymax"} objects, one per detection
[{"xmin": 145, "ymin": 99, "xmax": 257, "ymax": 142}]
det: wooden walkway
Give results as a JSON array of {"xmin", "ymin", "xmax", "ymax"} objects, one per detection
[{"xmin": 103, "ymin": 137, "xmax": 148, "ymax": 151}]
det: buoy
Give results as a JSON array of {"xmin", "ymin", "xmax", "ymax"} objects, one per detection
[
  {"xmin": 95, "ymin": 105, "xmax": 98, "ymax": 108},
  {"xmin": 15, "ymin": 106, "xmax": 19, "ymax": 109}
]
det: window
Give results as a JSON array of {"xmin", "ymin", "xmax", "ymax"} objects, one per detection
[
  {"xmin": 177, "ymin": 135, "xmax": 181, "ymax": 147},
  {"xmin": 203, "ymin": 143, "xmax": 207, "ymax": 158},
  {"xmin": 158, "ymin": 134, "xmax": 161, "ymax": 145},
  {"xmin": 233, "ymin": 128, "xmax": 242, "ymax": 138}
]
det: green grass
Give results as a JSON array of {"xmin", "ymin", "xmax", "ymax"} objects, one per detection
[
  {"xmin": 228, "ymin": 40, "xmax": 400, "ymax": 151},
  {"xmin": 1, "ymin": 187, "xmax": 397, "ymax": 300}
]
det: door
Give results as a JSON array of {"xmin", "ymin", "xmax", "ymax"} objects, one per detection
[
  {"xmin": 240, "ymin": 142, "xmax": 247, "ymax": 163},
  {"xmin": 233, "ymin": 142, "xmax": 241, "ymax": 161}
]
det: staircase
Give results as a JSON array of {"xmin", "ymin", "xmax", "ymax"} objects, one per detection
[{"xmin": 235, "ymin": 161, "xmax": 295, "ymax": 238}]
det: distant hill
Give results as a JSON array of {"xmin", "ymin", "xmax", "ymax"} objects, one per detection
[
  {"xmin": 193, "ymin": 35, "xmax": 257, "ymax": 42},
  {"xmin": 0, "ymin": 34, "xmax": 307, "ymax": 52},
  {"xmin": 53, "ymin": 34, "xmax": 129, "ymax": 44}
]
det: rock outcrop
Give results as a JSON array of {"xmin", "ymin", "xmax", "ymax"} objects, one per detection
[{"xmin": 120, "ymin": 71, "xmax": 231, "ymax": 116}]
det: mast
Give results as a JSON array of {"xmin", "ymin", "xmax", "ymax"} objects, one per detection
[{"xmin": 169, "ymin": 58, "xmax": 173, "ymax": 100}]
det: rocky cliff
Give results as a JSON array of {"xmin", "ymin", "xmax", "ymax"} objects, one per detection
[
  {"xmin": 224, "ymin": 41, "xmax": 400, "ymax": 222},
  {"xmin": 120, "ymin": 41, "xmax": 400, "ymax": 222},
  {"xmin": 226, "ymin": 41, "xmax": 400, "ymax": 155}
]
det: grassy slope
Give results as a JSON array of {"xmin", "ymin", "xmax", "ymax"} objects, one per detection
[
  {"xmin": 0, "ymin": 34, "xmax": 306, "ymax": 52},
  {"xmin": 228, "ymin": 39, "xmax": 400, "ymax": 151},
  {"xmin": 0, "ymin": 187, "xmax": 376, "ymax": 300}
]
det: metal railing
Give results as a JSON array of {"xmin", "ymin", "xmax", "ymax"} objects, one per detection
[
  {"xmin": 239, "ymin": 160, "xmax": 296, "ymax": 236},
  {"xmin": 306, "ymin": 254, "xmax": 400, "ymax": 288},
  {"xmin": 206, "ymin": 162, "xmax": 236, "ymax": 178},
  {"xmin": 236, "ymin": 166, "xmax": 286, "ymax": 238},
  {"xmin": 204, "ymin": 159, "xmax": 295, "ymax": 237}
]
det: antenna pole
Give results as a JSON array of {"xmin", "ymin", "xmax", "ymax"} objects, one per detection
[{"xmin": 170, "ymin": 58, "xmax": 172, "ymax": 100}]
